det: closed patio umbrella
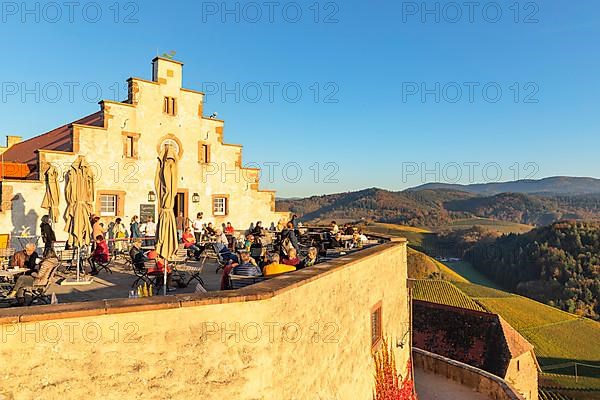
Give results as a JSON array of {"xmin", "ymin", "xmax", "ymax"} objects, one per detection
[
  {"xmin": 41, "ymin": 164, "xmax": 60, "ymax": 223},
  {"xmin": 154, "ymin": 145, "xmax": 178, "ymax": 294},
  {"xmin": 64, "ymin": 155, "xmax": 95, "ymax": 283}
]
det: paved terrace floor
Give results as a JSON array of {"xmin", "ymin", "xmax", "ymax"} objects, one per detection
[
  {"xmin": 415, "ymin": 367, "xmax": 491, "ymax": 400},
  {"xmin": 1, "ymin": 257, "xmax": 223, "ymax": 305}
]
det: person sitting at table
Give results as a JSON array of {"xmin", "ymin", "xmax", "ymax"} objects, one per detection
[
  {"xmin": 129, "ymin": 240, "xmax": 145, "ymax": 270},
  {"xmin": 146, "ymin": 250, "xmax": 176, "ymax": 292},
  {"xmin": 205, "ymin": 222, "xmax": 217, "ymax": 237},
  {"xmin": 330, "ymin": 221, "xmax": 339, "ymax": 235},
  {"xmin": 232, "ymin": 251, "xmax": 262, "ymax": 277},
  {"xmin": 282, "ymin": 248, "xmax": 300, "ymax": 267},
  {"xmin": 214, "ymin": 230, "xmax": 239, "ymax": 264},
  {"xmin": 182, "ymin": 227, "xmax": 203, "ymax": 260},
  {"xmin": 344, "ymin": 224, "xmax": 355, "ymax": 235},
  {"xmin": 251, "ymin": 221, "xmax": 264, "ymax": 237},
  {"xmin": 225, "ymin": 222, "xmax": 235, "ymax": 235},
  {"xmin": 330, "ymin": 232, "xmax": 344, "ymax": 248},
  {"xmin": 244, "ymin": 234, "xmax": 255, "ymax": 252},
  {"xmin": 299, "ymin": 247, "xmax": 319, "ymax": 269},
  {"xmin": 89, "ymin": 235, "xmax": 109, "ymax": 275},
  {"xmin": 11, "ymin": 243, "xmax": 39, "ymax": 275},
  {"xmin": 263, "ymin": 253, "xmax": 295, "ymax": 276},
  {"xmin": 6, "ymin": 249, "xmax": 59, "ymax": 303}
]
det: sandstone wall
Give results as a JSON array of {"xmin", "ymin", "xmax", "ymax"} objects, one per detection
[{"xmin": 0, "ymin": 240, "xmax": 410, "ymax": 400}]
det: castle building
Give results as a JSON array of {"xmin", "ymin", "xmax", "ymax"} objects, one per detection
[{"xmin": 0, "ymin": 57, "xmax": 289, "ymax": 240}]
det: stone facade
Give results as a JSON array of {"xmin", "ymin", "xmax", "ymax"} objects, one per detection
[
  {"xmin": 0, "ymin": 57, "xmax": 289, "ymax": 242},
  {"xmin": 0, "ymin": 239, "xmax": 411, "ymax": 400}
]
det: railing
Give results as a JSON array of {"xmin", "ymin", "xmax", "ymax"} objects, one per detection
[{"xmin": 413, "ymin": 347, "xmax": 526, "ymax": 400}]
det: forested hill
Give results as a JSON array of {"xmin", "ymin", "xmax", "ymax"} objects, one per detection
[
  {"xmin": 277, "ymin": 188, "xmax": 600, "ymax": 227},
  {"xmin": 411, "ymin": 176, "xmax": 600, "ymax": 195},
  {"xmin": 465, "ymin": 221, "xmax": 600, "ymax": 319}
]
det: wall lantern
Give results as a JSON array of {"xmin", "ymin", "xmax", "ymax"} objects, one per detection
[
  {"xmin": 148, "ymin": 191, "xmax": 156, "ymax": 203},
  {"xmin": 192, "ymin": 193, "xmax": 200, "ymax": 203}
]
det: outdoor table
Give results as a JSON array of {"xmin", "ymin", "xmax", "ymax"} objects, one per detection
[{"xmin": 0, "ymin": 268, "xmax": 29, "ymax": 283}]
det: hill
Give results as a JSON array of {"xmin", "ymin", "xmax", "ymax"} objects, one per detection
[
  {"xmin": 465, "ymin": 221, "xmax": 600, "ymax": 320},
  {"xmin": 410, "ymin": 176, "xmax": 600, "ymax": 195},
  {"xmin": 277, "ymin": 188, "xmax": 600, "ymax": 228}
]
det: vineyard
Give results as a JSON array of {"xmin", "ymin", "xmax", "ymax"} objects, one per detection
[
  {"xmin": 412, "ymin": 280, "xmax": 485, "ymax": 312},
  {"xmin": 539, "ymin": 389, "xmax": 573, "ymax": 400},
  {"xmin": 453, "ymin": 282, "xmax": 600, "ymax": 391}
]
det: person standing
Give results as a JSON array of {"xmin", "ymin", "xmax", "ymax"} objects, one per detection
[
  {"xmin": 176, "ymin": 211, "xmax": 185, "ymax": 241},
  {"xmin": 130, "ymin": 215, "xmax": 141, "ymax": 239},
  {"xmin": 145, "ymin": 216, "xmax": 157, "ymax": 247},
  {"xmin": 192, "ymin": 212, "xmax": 204, "ymax": 244},
  {"xmin": 113, "ymin": 218, "xmax": 128, "ymax": 254},
  {"xmin": 40, "ymin": 215, "xmax": 56, "ymax": 256}
]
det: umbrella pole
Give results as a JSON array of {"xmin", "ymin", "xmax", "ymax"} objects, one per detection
[
  {"xmin": 163, "ymin": 260, "xmax": 168, "ymax": 296},
  {"xmin": 76, "ymin": 247, "xmax": 80, "ymax": 282}
]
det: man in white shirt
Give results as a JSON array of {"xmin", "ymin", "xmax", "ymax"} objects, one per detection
[
  {"xmin": 192, "ymin": 212, "xmax": 204, "ymax": 243},
  {"xmin": 145, "ymin": 216, "xmax": 157, "ymax": 247}
]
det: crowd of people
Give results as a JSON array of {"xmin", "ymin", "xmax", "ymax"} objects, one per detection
[{"xmin": 4, "ymin": 210, "xmax": 370, "ymax": 299}]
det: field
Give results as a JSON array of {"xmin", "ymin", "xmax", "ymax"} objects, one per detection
[
  {"xmin": 412, "ymin": 279, "xmax": 485, "ymax": 311},
  {"xmin": 454, "ymin": 282, "xmax": 600, "ymax": 390},
  {"xmin": 444, "ymin": 261, "xmax": 500, "ymax": 288},
  {"xmin": 435, "ymin": 217, "xmax": 534, "ymax": 234},
  {"xmin": 364, "ymin": 222, "xmax": 432, "ymax": 251}
]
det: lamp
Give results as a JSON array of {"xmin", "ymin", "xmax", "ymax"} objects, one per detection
[
  {"xmin": 192, "ymin": 193, "xmax": 200, "ymax": 203},
  {"xmin": 148, "ymin": 191, "xmax": 156, "ymax": 202}
]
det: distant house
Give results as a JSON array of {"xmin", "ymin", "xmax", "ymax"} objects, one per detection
[{"xmin": 411, "ymin": 279, "xmax": 539, "ymax": 400}]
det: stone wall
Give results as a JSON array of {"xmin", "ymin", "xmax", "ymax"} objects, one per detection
[
  {"xmin": 0, "ymin": 239, "xmax": 410, "ymax": 400},
  {"xmin": 413, "ymin": 348, "xmax": 526, "ymax": 400}
]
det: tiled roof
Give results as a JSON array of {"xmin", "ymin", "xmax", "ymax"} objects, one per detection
[
  {"xmin": 498, "ymin": 317, "xmax": 534, "ymax": 358},
  {"xmin": 2, "ymin": 111, "xmax": 103, "ymax": 179}
]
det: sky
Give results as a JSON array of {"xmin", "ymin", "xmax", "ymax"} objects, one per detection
[{"xmin": 0, "ymin": 1, "xmax": 599, "ymax": 198}]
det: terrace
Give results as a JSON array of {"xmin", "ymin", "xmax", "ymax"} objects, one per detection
[{"xmin": 0, "ymin": 227, "xmax": 382, "ymax": 306}]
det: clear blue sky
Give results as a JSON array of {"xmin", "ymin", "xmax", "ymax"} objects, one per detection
[{"xmin": 1, "ymin": 1, "xmax": 599, "ymax": 197}]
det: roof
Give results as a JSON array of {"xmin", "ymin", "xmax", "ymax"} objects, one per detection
[
  {"xmin": 412, "ymin": 279, "xmax": 487, "ymax": 312},
  {"xmin": 498, "ymin": 317, "xmax": 534, "ymax": 358},
  {"xmin": 2, "ymin": 111, "xmax": 103, "ymax": 179}
]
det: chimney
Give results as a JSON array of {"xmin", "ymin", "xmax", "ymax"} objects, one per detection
[{"xmin": 151, "ymin": 57, "xmax": 183, "ymax": 89}]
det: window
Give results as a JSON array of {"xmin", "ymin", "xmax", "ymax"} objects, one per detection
[
  {"xmin": 125, "ymin": 136, "xmax": 134, "ymax": 158},
  {"xmin": 100, "ymin": 194, "xmax": 117, "ymax": 216},
  {"xmin": 516, "ymin": 360, "xmax": 520, "ymax": 371},
  {"xmin": 163, "ymin": 96, "xmax": 176, "ymax": 115},
  {"xmin": 199, "ymin": 143, "xmax": 210, "ymax": 163},
  {"xmin": 371, "ymin": 302, "xmax": 382, "ymax": 348},
  {"xmin": 213, "ymin": 196, "xmax": 227, "ymax": 216}
]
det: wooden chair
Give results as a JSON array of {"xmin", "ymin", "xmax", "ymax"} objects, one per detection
[
  {"xmin": 58, "ymin": 249, "xmax": 77, "ymax": 273},
  {"xmin": 0, "ymin": 248, "xmax": 15, "ymax": 269},
  {"xmin": 24, "ymin": 263, "xmax": 60, "ymax": 305}
]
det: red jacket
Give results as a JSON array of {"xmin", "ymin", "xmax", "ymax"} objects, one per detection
[{"xmin": 93, "ymin": 240, "xmax": 109, "ymax": 263}]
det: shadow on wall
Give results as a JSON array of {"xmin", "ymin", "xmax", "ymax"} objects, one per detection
[{"xmin": 10, "ymin": 193, "xmax": 39, "ymax": 247}]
